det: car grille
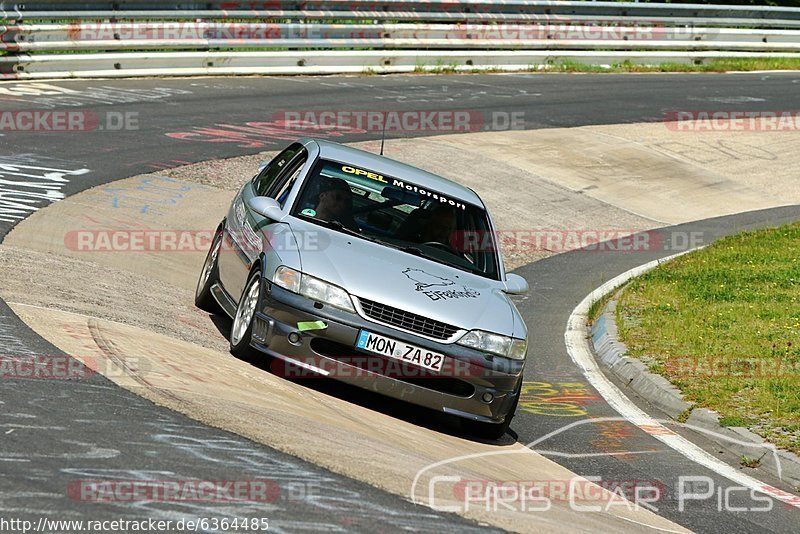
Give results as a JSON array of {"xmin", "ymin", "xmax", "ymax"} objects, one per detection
[{"xmin": 357, "ymin": 297, "xmax": 461, "ymax": 341}]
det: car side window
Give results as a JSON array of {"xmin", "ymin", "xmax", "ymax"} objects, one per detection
[
  {"xmin": 267, "ymin": 152, "xmax": 307, "ymax": 207},
  {"xmin": 252, "ymin": 144, "xmax": 302, "ymax": 197}
]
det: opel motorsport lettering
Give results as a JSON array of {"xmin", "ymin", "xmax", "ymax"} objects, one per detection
[
  {"xmin": 341, "ymin": 165, "xmax": 468, "ymax": 210},
  {"xmin": 196, "ymin": 138, "xmax": 529, "ymax": 439}
]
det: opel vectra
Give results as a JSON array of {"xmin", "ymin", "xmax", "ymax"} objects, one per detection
[{"xmin": 195, "ymin": 138, "xmax": 529, "ymax": 438}]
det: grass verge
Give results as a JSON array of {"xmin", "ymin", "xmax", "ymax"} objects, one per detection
[
  {"xmin": 541, "ymin": 57, "xmax": 800, "ymax": 73},
  {"xmin": 389, "ymin": 57, "xmax": 800, "ymax": 75},
  {"xmin": 616, "ymin": 222, "xmax": 800, "ymax": 454}
]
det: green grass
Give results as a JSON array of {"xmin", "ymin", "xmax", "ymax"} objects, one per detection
[
  {"xmin": 588, "ymin": 290, "xmax": 616, "ymax": 323},
  {"xmin": 741, "ymin": 455, "xmax": 762, "ymax": 468},
  {"xmin": 617, "ymin": 222, "xmax": 800, "ymax": 453},
  {"xmin": 413, "ymin": 59, "xmax": 460, "ymax": 74},
  {"xmin": 538, "ymin": 57, "xmax": 800, "ymax": 73},
  {"xmin": 382, "ymin": 57, "xmax": 800, "ymax": 75}
]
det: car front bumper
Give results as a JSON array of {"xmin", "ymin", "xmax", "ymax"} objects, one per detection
[{"xmin": 251, "ymin": 281, "xmax": 524, "ymax": 424}]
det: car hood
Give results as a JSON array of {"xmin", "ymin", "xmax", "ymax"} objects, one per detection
[{"xmin": 289, "ymin": 219, "xmax": 520, "ymax": 337}]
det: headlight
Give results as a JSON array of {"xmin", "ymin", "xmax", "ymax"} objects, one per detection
[
  {"xmin": 457, "ymin": 330, "xmax": 527, "ymax": 360},
  {"xmin": 273, "ymin": 266, "xmax": 301, "ymax": 293},
  {"xmin": 273, "ymin": 266, "xmax": 355, "ymax": 313},
  {"xmin": 300, "ymin": 274, "xmax": 355, "ymax": 313}
]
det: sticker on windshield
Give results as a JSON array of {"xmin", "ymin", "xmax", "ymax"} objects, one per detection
[
  {"xmin": 403, "ymin": 268, "xmax": 480, "ymax": 302},
  {"xmin": 391, "ymin": 179, "xmax": 467, "ymax": 210},
  {"xmin": 341, "ymin": 165, "xmax": 467, "ymax": 210},
  {"xmin": 342, "ymin": 165, "xmax": 388, "ymax": 183},
  {"xmin": 301, "ymin": 208, "xmax": 317, "ymax": 217}
]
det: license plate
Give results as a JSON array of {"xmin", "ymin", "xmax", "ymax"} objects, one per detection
[{"xmin": 356, "ymin": 330, "xmax": 445, "ymax": 372}]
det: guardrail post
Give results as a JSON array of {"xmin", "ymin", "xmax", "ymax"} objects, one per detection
[{"xmin": 0, "ymin": 3, "xmax": 22, "ymax": 77}]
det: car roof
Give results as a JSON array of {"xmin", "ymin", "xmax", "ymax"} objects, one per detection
[{"xmin": 301, "ymin": 138, "xmax": 484, "ymax": 207}]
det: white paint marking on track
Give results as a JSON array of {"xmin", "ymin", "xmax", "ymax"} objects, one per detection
[{"xmin": 565, "ymin": 249, "xmax": 800, "ymax": 510}]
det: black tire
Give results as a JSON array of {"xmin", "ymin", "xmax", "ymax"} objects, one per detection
[
  {"xmin": 195, "ymin": 227, "xmax": 223, "ymax": 313},
  {"xmin": 463, "ymin": 386, "xmax": 520, "ymax": 441},
  {"xmin": 229, "ymin": 269, "xmax": 262, "ymax": 360}
]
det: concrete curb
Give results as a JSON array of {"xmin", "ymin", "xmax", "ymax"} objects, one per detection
[{"xmin": 590, "ymin": 290, "xmax": 800, "ymax": 490}]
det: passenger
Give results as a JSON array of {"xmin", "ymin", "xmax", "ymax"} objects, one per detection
[
  {"xmin": 397, "ymin": 204, "xmax": 458, "ymax": 247},
  {"xmin": 419, "ymin": 205, "xmax": 457, "ymax": 246}
]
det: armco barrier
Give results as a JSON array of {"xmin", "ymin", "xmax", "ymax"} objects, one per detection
[{"xmin": 2, "ymin": 1, "xmax": 800, "ymax": 79}]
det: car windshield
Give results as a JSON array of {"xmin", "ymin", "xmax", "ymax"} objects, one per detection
[{"xmin": 291, "ymin": 158, "xmax": 501, "ymax": 280}]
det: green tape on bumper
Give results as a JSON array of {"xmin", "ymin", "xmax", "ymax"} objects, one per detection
[{"xmin": 297, "ymin": 320, "xmax": 328, "ymax": 332}]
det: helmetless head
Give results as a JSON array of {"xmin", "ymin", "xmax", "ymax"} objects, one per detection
[{"xmin": 315, "ymin": 177, "xmax": 352, "ymax": 222}]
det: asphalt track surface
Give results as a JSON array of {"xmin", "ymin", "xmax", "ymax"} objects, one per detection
[{"xmin": 2, "ymin": 72, "xmax": 800, "ymax": 533}]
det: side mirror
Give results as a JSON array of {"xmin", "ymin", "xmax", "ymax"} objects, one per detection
[
  {"xmin": 503, "ymin": 273, "xmax": 529, "ymax": 295},
  {"xmin": 248, "ymin": 197, "xmax": 285, "ymax": 222}
]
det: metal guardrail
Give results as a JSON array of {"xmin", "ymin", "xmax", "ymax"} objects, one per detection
[{"xmin": 2, "ymin": 1, "xmax": 800, "ymax": 79}]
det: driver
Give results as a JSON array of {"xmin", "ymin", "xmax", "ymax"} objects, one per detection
[{"xmin": 314, "ymin": 177, "xmax": 357, "ymax": 228}]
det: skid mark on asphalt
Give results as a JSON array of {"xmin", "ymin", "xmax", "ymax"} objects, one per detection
[
  {"xmin": 0, "ymin": 83, "xmax": 192, "ymax": 109},
  {"xmin": 0, "ymin": 156, "xmax": 89, "ymax": 224},
  {"xmin": 0, "ymin": 313, "xmax": 40, "ymax": 358},
  {"xmin": 165, "ymin": 120, "xmax": 357, "ymax": 149}
]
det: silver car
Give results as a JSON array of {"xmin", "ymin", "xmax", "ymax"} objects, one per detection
[{"xmin": 195, "ymin": 138, "xmax": 529, "ymax": 439}]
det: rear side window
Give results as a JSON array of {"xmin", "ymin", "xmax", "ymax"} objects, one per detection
[
  {"xmin": 267, "ymin": 152, "xmax": 307, "ymax": 207},
  {"xmin": 253, "ymin": 143, "xmax": 302, "ymax": 196}
]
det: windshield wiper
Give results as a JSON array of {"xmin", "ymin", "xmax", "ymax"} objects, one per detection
[
  {"xmin": 397, "ymin": 245, "xmax": 431, "ymax": 259},
  {"xmin": 298, "ymin": 213, "xmax": 356, "ymax": 235},
  {"xmin": 300, "ymin": 214, "xmax": 386, "ymax": 245},
  {"xmin": 397, "ymin": 245, "xmax": 484, "ymax": 276},
  {"xmin": 319, "ymin": 218, "xmax": 361, "ymax": 237}
]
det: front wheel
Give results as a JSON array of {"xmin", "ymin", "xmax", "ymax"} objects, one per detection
[
  {"xmin": 230, "ymin": 269, "xmax": 262, "ymax": 359},
  {"xmin": 195, "ymin": 227, "xmax": 223, "ymax": 313}
]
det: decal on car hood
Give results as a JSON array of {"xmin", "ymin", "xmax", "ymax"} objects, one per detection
[{"xmin": 402, "ymin": 268, "xmax": 480, "ymax": 302}]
